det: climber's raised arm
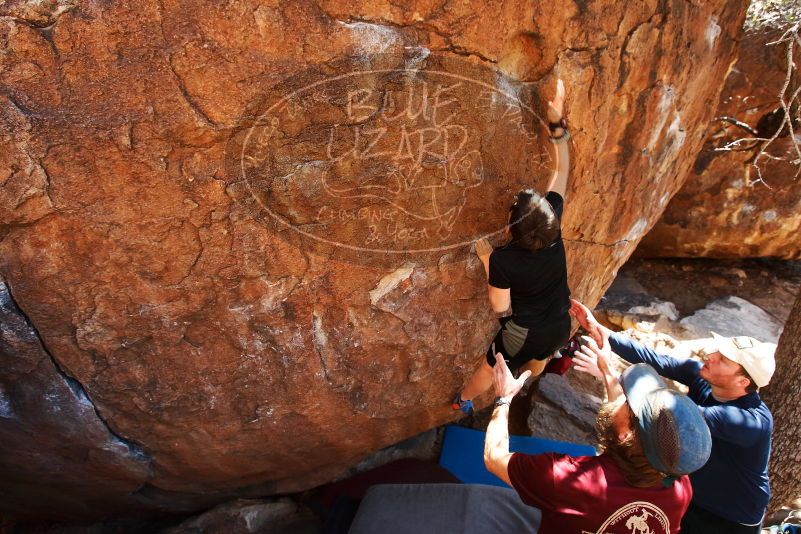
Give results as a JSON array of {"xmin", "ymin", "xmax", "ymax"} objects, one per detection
[
  {"xmin": 544, "ymin": 79, "xmax": 570, "ymax": 198},
  {"xmin": 454, "ymin": 79, "xmax": 575, "ymax": 414}
]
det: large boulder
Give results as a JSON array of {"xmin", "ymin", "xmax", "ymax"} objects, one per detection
[
  {"xmin": 638, "ymin": 27, "xmax": 801, "ymax": 259},
  {"xmin": 0, "ymin": 0, "xmax": 747, "ymax": 520}
]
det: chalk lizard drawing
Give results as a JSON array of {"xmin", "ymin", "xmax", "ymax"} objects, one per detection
[{"xmin": 321, "ymin": 83, "xmax": 484, "ymax": 239}]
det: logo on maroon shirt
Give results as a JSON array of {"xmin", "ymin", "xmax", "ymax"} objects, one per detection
[{"xmin": 582, "ymin": 501, "xmax": 670, "ymax": 534}]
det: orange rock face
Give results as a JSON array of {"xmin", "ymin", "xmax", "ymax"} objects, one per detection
[
  {"xmin": 1, "ymin": 0, "xmax": 747, "ymax": 519},
  {"xmin": 638, "ymin": 28, "xmax": 801, "ymax": 259}
]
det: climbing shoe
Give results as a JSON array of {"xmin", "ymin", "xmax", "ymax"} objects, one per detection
[
  {"xmin": 544, "ymin": 335, "xmax": 581, "ymax": 376},
  {"xmin": 451, "ymin": 392, "xmax": 474, "ymax": 415}
]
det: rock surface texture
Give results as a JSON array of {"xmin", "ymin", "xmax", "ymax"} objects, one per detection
[
  {"xmin": 0, "ymin": 0, "xmax": 747, "ymax": 520},
  {"xmin": 638, "ymin": 28, "xmax": 801, "ymax": 259}
]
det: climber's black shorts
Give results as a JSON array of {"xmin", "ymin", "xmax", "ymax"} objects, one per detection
[{"xmin": 486, "ymin": 314, "xmax": 572, "ymax": 373}]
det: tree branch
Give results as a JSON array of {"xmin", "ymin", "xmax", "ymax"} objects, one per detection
[{"xmin": 752, "ymin": 24, "xmax": 801, "ymax": 181}]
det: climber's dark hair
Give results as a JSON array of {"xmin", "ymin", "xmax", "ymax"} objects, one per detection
[{"xmin": 508, "ymin": 189, "xmax": 559, "ymax": 251}]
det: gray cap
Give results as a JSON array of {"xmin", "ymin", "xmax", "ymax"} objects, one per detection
[{"xmin": 620, "ymin": 364, "xmax": 712, "ymax": 476}]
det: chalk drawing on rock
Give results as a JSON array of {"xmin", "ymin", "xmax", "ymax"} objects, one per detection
[{"xmin": 230, "ymin": 54, "xmax": 553, "ymax": 265}]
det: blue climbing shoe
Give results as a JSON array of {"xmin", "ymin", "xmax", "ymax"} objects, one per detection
[{"xmin": 452, "ymin": 393, "xmax": 474, "ymax": 415}]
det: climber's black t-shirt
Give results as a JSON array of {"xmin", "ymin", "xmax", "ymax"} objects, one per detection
[{"xmin": 488, "ymin": 191, "xmax": 570, "ymax": 328}]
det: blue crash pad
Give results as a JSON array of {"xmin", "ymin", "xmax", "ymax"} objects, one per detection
[{"xmin": 438, "ymin": 425, "xmax": 597, "ymax": 488}]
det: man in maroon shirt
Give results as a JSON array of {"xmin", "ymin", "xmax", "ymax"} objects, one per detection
[{"xmin": 484, "ymin": 336, "xmax": 712, "ymax": 534}]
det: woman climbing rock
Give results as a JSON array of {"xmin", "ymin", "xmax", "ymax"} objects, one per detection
[{"xmin": 453, "ymin": 78, "xmax": 575, "ymax": 414}]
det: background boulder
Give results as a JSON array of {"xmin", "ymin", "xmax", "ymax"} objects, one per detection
[{"xmin": 638, "ymin": 27, "xmax": 801, "ymax": 259}]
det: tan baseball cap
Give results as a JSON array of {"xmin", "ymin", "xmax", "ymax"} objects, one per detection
[{"xmin": 710, "ymin": 332, "xmax": 777, "ymax": 388}]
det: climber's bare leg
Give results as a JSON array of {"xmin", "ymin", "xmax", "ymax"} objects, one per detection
[
  {"xmin": 519, "ymin": 356, "xmax": 550, "ymax": 380},
  {"xmin": 459, "ymin": 356, "xmax": 494, "ymax": 401}
]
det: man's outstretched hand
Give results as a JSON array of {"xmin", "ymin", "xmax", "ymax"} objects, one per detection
[
  {"xmin": 569, "ymin": 299, "xmax": 606, "ymax": 349},
  {"xmin": 574, "ymin": 335, "xmax": 614, "ymax": 380},
  {"xmin": 573, "ymin": 332, "xmax": 623, "ymax": 402},
  {"xmin": 492, "ymin": 352, "xmax": 531, "ymax": 402}
]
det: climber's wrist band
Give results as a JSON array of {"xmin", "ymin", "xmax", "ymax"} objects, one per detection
[{"xmin": 494, "ymin": 396, "xmax": 512, "ymax": 407}]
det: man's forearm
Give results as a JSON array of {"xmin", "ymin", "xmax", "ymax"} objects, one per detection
[
  {"xmin": 608, "ymin": 332, "xmax": 697, "ymax": 385},
  {"xmin": 609, "ymin": 332, "xmax": 674, "ymax": 369},
  {"xmin": 484, "ymin": 404, "xmax": 510, "ymax": 463},
  {"xmin": 484, "ymin": 404, "xmax": 515, "ymax": 486},
  {"xmin": 602, "ymin": 368, "xmax": 624, "ymax": 403}
]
